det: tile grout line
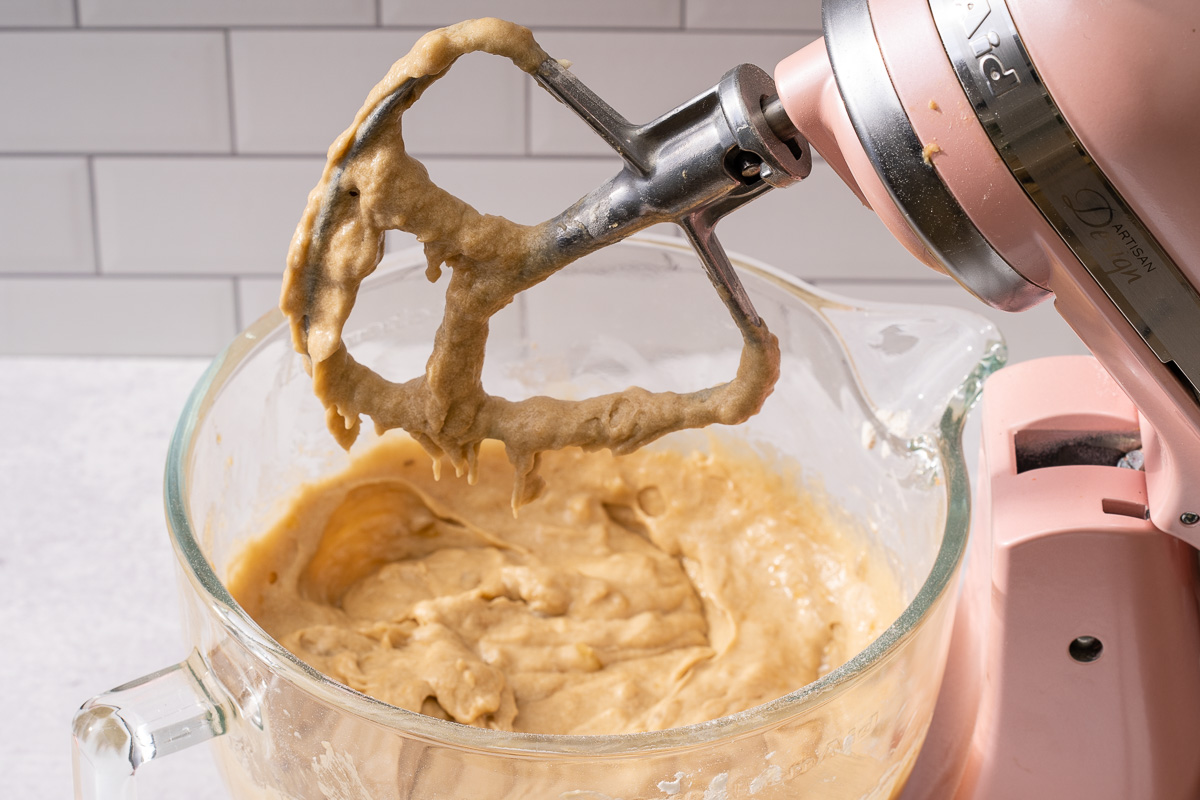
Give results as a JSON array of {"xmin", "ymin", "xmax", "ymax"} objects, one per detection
[
  {"xmin": 231, "ymin": 276, "xmax": 244, "ymax": 330},
  {"xmin": 810, "ymin": 277, "xmax": 964, "ymax": 285},
  {"xmin": 71, "ymin": 0, "xmax": 80, "ymax": 27},
  {"xmin": 0, "ymin": 272, "xmax": 275, "ymax": 281},
  {"xmin": 0, "ymin": 23, "xmax": 818, "ymax": 34},
  {"xmin": 524, "ymin": 76, "xmax": 533, "ymax": 156},
  {"xmin": 679, "ymin": 0, "xmax": 686, "ymax": 30},
  {"xmin": 2, "ymin": 151, "xmax": 325, "ymax": 159},
  {"xmin": 0, "ymin": 272, "xmax": 953, "ymax": 285},
  {"xmin": 375, "ymin": 0, "xmax": 382, "ymax": 27},
  {"xmin": 223, "ymin": 28, "xmax": 239, "ymax": 154},
  {"xmin": 0, "ymin": 351, "xmax": 221, "ymax": 360},
  {"xmin": 85, "ymin": 155, "xmax": 103, "ymax": 274},
  {"xmin": 1, "ymin": 151, "xmax": 623, "ymax": 162},
  {"xmin": 515, "ymin": 293, "xmax": 529, "ymax": 350}
]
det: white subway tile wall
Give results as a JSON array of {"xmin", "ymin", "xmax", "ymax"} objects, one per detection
[
  {"xmin": 0, "ymin": 1, "xmax": 1087, "ymax": 361},
  {"xmin": 229, "ymin": 30, "xmax": 526, "ymax": 155},
  {"xmin": 0, "ymin": 0, "xmax": 74, "ymax": 26},
  {"xmin": 686, "ymin": 0, "xmax": 821, "ymax": 30},
  {"xmin": 0, "ymin": 158, "xmax": 94, "ymax": 274},
  {"xmin": 78, "ymin": 0, "xmax": 377, "ymax": 27},
  {"xmin": 93, "ymin": 157, "xmax": 323, "ymax": 274},
  {"xmin": 0, "ymin": 32, "xmax": 231, "ymax": 153},
  {"xmin": 0, "ymin": 276, "xmax": 235, "ymax": 356},
  {"xmin": 236, "ymin": 276, "xmax": 286, "ymax": 331},
  {"xmin": 381, "ymin": 1, "xmax": 682, "ymax": 29}
]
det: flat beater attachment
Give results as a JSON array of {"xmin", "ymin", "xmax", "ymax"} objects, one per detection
[{"xmin": 533, "ymin": 58, "xmax": 812, "ymax": 329}]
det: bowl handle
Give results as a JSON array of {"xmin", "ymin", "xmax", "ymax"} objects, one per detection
[{"xmin": 72, "ymin": 650, "xmax": 228, "ymax": 800}]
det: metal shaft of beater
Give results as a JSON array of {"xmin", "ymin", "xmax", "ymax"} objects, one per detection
[{"xmin": 532, "ymin": 57, "xmax": 813, "ymax": 330}]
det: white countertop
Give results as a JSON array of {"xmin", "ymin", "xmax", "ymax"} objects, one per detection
[{"xmin": 0, "ymin": 357, "xmax": 228, "ymax": 798}]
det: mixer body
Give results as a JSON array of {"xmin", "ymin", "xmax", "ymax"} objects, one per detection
[
  {"xmin": 765, "ymin": 2, "xmax": 1200, "ymax": 794},
  {"xmin": 773, "ymin": 0, "xmax": 1200, "ymax": 543},
  {"xmin": 901, "ymin": 356, "xmax": 1200, "ymax": 799}
]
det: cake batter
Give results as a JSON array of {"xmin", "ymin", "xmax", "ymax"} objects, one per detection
[{"xmin": 230, "ymin": 436, "xmax": 902, "ymax": 735}]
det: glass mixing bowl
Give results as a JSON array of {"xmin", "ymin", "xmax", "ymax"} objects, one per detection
[{"xmin": 73, "ymin": 235, "xmax": 1003, "ymax": 800}]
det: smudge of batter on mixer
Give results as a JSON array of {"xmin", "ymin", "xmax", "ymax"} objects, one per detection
[{"xmin": 281, "ymin": 18, "xmax": 780, "ymax": 509}]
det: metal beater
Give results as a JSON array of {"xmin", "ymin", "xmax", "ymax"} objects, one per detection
[{"xmin": 337, "ymin": 59, "xmax": 811, "ymax": 334}]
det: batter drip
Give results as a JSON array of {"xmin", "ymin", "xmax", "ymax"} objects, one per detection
[{"xmin": 281, "ymin": 18, "xmax": 781, "ymax": 508}]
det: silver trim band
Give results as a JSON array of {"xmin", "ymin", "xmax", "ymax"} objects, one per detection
[
  {"xmin": 929, "ymin": 0, "xmax": 1200, "ymax": 399},
  {"xmin": 823, "ymin": 0, "xmax": 1047, "ymax": 312}
]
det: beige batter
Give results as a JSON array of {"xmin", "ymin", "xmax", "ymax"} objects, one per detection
[
  {"xmin": 280, "ymin": 18, "xmax": 780, "ymax": 508},
  {"xmin": 261, "ymin": 16, "xmax": 899, "ymax": 740},
  {"xmin": 230, "ymin": 436, "xmax": 902, "ymax": 735}
]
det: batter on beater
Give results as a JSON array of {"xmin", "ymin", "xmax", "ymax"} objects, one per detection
[{"xmin": 281, "ymin": 18, "xmax": 780, "ymax": 508}]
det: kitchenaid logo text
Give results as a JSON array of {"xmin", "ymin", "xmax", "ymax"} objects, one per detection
[
  {"xmin": 955, "ymin": 0, "xmax": 1021, "ymax": 98},
  {"xmin": 1064, "ymin": 187, "xmax": 1155, "ymax": 284}
]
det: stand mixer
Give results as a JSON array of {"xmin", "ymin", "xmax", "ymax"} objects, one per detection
[
  {"xmin": 497, "ymin": 0, "xmax": 1200, "ymax": 796},
  {"xmin": 68, "ymin": 2, "xmax": 1200, "ymax": 797}
]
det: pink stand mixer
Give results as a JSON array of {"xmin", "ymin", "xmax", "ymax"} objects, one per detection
[
  {"xmin": 71, "ymin": 1, "xmax": 1200, "ymax": 797},
  {"xmin": 773, "ymin": 0, "xmax": 1200, "ymax": 795},
  {"xmin": 781, "ymin": 0, "xmax": 1200, "ymax": 794},
  {"xmin": 525, "ymin": 0, "xmax": 1200, "ymax": 794}
]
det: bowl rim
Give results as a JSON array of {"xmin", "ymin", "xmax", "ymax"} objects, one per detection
[{"xmin": 164, "ymin": 234, "xmax": 993, "ymax": 756}]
